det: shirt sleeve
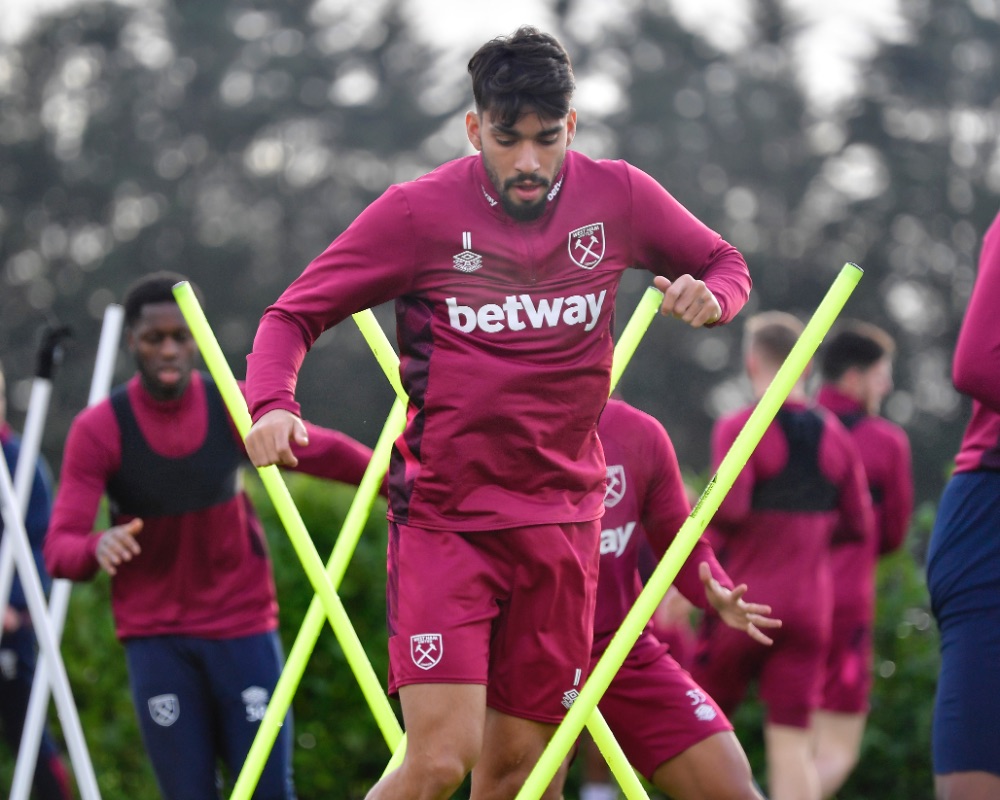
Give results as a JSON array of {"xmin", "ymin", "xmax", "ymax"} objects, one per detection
[
  {"xmin": 43, "ymin": 411, "xmax": 114, "ymax": 582},
  {"xmin": 292, "ymin": 423, "xmax": 388, "ymax": 498},
  {"xmin": 640, "ymin": 418, "xmax": 733, "ymax": 609},
  {"xmin": 829, "ymin": 423, "xmax": 875, "ymax": 546},
  {"xmin": 953, "ymin": 211, "xmax": 1000, "ymax": 412},
  {"xmin": 876, "ymin": 427, "xmax": 913, "ymax": 555},
  {"xmin": 626, "ymin": 163, "xmax": 752, "ymax": 324},
  {"xmin": 234, "ymin": 382, "xmax": 387, "ymax": 496},
  {"xmin": 709, "ymin": 412, "xmax": 756, "ymax": 528},
  {"xmin": 246, "ymin": 186, "xmax": 419, "ymax": 422}
]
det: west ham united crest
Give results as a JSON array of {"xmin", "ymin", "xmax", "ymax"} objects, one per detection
[
  {"xmin": 411, "ymin": 633, "xmax": 443, "ymax": 670},
  {"xmin": 568, "ymin": 222, "xmax": 605, "ymax": 269},
  {"xmin": 148, "ymin": 693, "xmax": 179, "ymax": 727},
  {"xmin": 604, "ymin": 464, "xmax": 626, "ymax": 507}
]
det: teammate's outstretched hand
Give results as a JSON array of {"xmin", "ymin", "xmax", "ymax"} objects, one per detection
[
  {"xmin": 699, "ymin": 561, "xmax": 781, "ymax": 646},
  {"xmin": 97, "ymin": 518, "xmax": 143, "ymax": 576}
]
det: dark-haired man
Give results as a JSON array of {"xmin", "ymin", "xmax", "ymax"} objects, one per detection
[
  {"xmin": 44, "ymin": 272, "xmax": 380, "ymax": 800},
  {"xmin": 813, "ymin": 321, "xmax": 912, "ymax": 798},
  {"xmin": 692, "ymin": 312, "xmax": 873, "ymax": 800},
  {"xmin": 244, "ymin": 27, "xmax": 752, "ymax": 799}
]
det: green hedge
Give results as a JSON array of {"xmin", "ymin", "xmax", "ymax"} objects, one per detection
[
  {"xmin": 7, "ymin": 477, "xmax": 940, "ymax": 799},
  {"xmin": 724, "ymin": 501, "xmax": 939, "ymax": 800}
]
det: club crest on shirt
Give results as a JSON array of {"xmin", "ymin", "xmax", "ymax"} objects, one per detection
[
  {"xmin": 411, "ymin": 633, "xmax": 443, "ymax": 670},
  {"xmin": 148, "ymin": 693, "xmax": 179, "ymax": 727},
  {"xmin": 604, "ymin": 464, "xmax": 626, "ymax": 507},
  {"xmin": 568, "ymin": 222, "xmax": 605, "ymax": 269}
]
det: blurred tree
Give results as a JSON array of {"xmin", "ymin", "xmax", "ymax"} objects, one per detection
[{"xmin": 0, "ymin": 0, "xmax": 454, "ymax": 466}]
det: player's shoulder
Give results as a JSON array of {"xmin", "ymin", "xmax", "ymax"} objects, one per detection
[
  {"xmin": 602, "ymin": 399, "xmax": 675, "ymax": 452},
  {"xmin": 603, "ymin": 398, "xmax": 660, "ymax": 433},
  {"xmin": 397, "ymin": 155, "xmax": 477, "ymax": 195}
]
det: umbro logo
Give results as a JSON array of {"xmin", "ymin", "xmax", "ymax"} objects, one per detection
[{"xmin": 454, "ymin": 231, "xmax": 483, "ymax": 273}]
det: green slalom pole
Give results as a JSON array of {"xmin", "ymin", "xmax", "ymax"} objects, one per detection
[
  {"xmin": 231, "ymin": 398, "xmax": 407, "ymax": 800},
  {"xmin": 236, "ymin": 308, "xmax": 412, "ymax": 798},
  {"xmin": 517, "ymin": 263, "xmax": 864, "ymax": 800},
  {"xmin": 359, "ymin": 289, "xmax": 664, "ymax": 798},
  {"xmin": 171, "ymin": 284, "xmax": 405, "ymax": 797}
]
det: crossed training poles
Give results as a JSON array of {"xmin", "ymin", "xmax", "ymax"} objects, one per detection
[{"xmin": 174, "ymin": 263, "xmax": 862, "ymax": 800}]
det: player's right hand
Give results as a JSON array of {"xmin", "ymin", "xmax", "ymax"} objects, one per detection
[
  {"xmin": 245, "ymin": 408, "xmax": 308, "ymax": 468},
  {"xmin": 96, "ymin": 518, "xmax": 143, "ymax": 576}
]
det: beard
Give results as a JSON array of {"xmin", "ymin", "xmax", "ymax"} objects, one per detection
[{"xmin": 484, "ymin": 160, "xmax": 554, "ymax": 222}]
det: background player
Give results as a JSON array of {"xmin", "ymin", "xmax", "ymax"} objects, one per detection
[
  {"xmin": 44, "ymin": 272, "xmax": 380, "ymax": 800},
  {"xmin": 692, "ymin": 311, "xmax": 873, "ymax": 800},
  {"xmin": 927, "ymin": 209, "xmax": 1000, "ymax": 800},
  {"xmin": 552, "ymin": 398, "xmax": 779, "ymax": 800},
  {"xmin": 0, "ymin": 359, "xmax": 73, "ymax": 800},
  {"xmin": 813, "ymin": 320, "xmax": 913, "ymax": 797}
]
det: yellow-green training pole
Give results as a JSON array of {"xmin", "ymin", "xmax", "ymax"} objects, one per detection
[
  {"xmin": 231, "ymin": 398, "xmax": 406, "ymax": 800},
  {"xmin": 517, "ymin": 263, "xmax": 864, "ymax": 800},
  {"xmin": 361, "ymin": 289, "xmax": 664, "ymax": 798},
  {"xmin": 171, "ymin": 284, "xmax": 404, "ymax": 793},
  {"xmin": 236, "ymin": 309, "xmax": 410, "ymax": 798}
]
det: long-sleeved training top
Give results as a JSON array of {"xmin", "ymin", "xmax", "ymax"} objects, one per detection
[
  {"xmin": 708, "ymin": 401, "xmax": 874, "ymax": 632},
  {"xmin": 247, "ymin": 150, "xmax": 751, "ymax": 532},
  {"xmin": 44, "ymin": 371, "xmax": 376, "ymax": 640},
  {"xmin": 816, "ymin": 385, "xmax": 913, "ymax": 615},
  {"xmin": 593, "ymin": 400, "xmax": 732, "ymax": 654},
  {"xmin": 952, "ymin": 210, "xmax": 1000, "ymax": 474}
]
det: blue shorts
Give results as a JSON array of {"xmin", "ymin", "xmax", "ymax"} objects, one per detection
[
  {"xmin": 927, "ymin": 471, "xmax": 1000, "ymax": 776},
  {"xmin": 124, "ymin": 631, "xmax": 295, "ymax": 799}
]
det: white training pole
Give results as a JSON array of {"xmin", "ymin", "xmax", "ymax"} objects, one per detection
[
  {"xmin": 0, "ymin": 379, "xmax": 53, "ymax": 636},
  {"xmin": 0, "ymin": 456, "xmax": 101, "ymax": 799},
  {"xmin": 0, "ymin": 325, "xmax": 70, "ymax": 639},
  {"xmin": 11, "ymin": 304, "xmax": 123, "ymax": 800}
]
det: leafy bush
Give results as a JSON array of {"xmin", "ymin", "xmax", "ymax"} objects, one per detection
[{"xmin": 16, "ymin": 479, "xmax": 940, "ymax": 799}]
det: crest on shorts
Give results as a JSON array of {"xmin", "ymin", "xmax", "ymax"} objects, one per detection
[
  {"xmin": 410, "ymin": 633, "xmax": 443, "ymax": 670},
  {"xmin": 568, "ymin": 223, "xmax": 605, "ymax": 270},
  {"xmin": 604, "ymin": 464, "xmax": 626, "ymax": 508},
  {"xmin": 242, "ymin": 686, "xmax": 269, "ymax": 722},
  {"xmin": 148, "ymin": 693, "xmax": 179, "ymax": 727}
]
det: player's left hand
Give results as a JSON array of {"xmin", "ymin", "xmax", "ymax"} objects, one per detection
[
  {"xmin": 654, "ymin": 274, "xmax": 722, "ymax": 327},
  {"xmin": 699, "ymin": 561, "xmax": 781, "ymax": 646}
]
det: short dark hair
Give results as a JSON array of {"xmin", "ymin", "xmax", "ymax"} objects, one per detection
[
  {"xmin": 123, "ymin": 271, "xmax": 199, "ymax": 327},
  {"xmin": 467, "ymin": 26, "xmax": 575, "ymax": 128},
  {"xmin": 819, "ymin": 320, "xmax": 895, "ymax": 382}
]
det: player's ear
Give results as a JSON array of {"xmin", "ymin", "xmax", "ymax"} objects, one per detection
[
  {"xmin": 565, "ymin": 109, "xmax": 577, "ymax": 147},
  {"xmin": 466, "ymin": 111, "xmax": 483, "ymax": 151}
]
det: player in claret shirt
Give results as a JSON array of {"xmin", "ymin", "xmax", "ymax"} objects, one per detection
[
  {"xmin": 244, "ymin": 26, "xmax": 752, "ymax": 800},
  {"xmin": 44, "ymin": 273, "xmax": 381, "ymax": 800},
  {"xmin": 550, "ymin": 398, "xmax": 779, "ymax": 800},
  {"xmin": 813, "ymin": 321, "xmax": 913, "ymax": 799},
  {"xmin": 928, "ymin": 209, "xmax": 1000, "ymax": 800},
  {"xmin": 692, "ymin": 312, "xmax": 874, "ymax": 800}
]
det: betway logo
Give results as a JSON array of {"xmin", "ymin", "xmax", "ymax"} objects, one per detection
[
  {"xmin": 600, "ymin": 522, "xmax": 635, "ymax": 558},
  {"xmin": 447, "ymin": 291, "xmax": 607, "ymax": 334}
]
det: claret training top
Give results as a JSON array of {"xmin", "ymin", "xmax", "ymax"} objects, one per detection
[
  {"xmin": 952, "ymin": 210, "xmax": 1000, "ymax": 474},
  {"xmin": 247, "ymin": 150, "xmax": 751, "ymax": 532}
]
